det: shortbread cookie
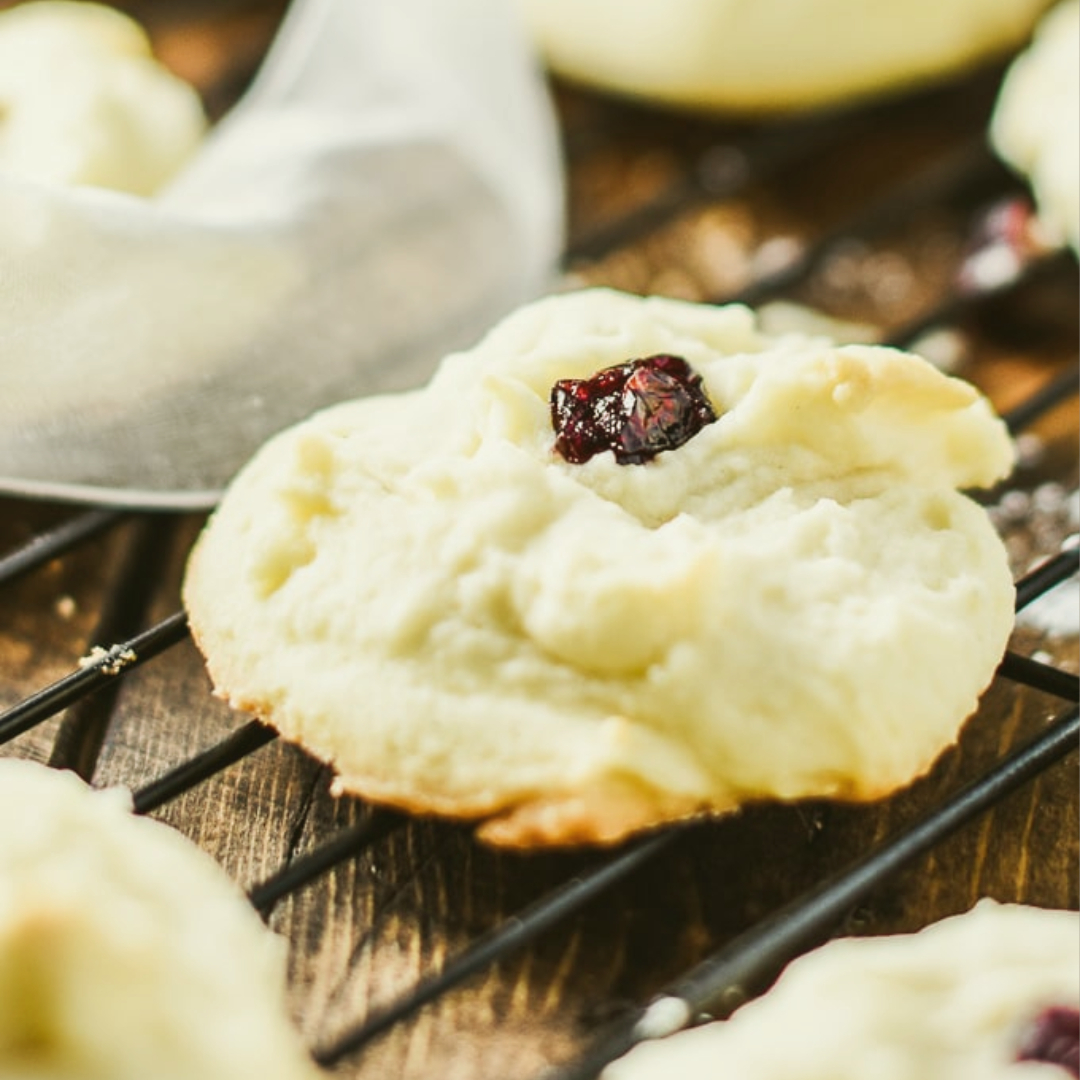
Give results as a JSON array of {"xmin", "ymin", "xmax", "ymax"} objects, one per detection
[
  {"xmin": 184, "ymin": 288, "xmax": 1015, "ymax": 847},
  {"xmin": 0, "ymin": 0, "xmax": 206, "ymax": 194},
  {"xmin": 604, "ymin": 902, "xmax": 1080, "ymax": 1079},
  {"xmin": 991, "ymin": 0, "xmax": 1080, "ymax": 253},
  {"xmin": 516, "ymin": 0, "xmax": 1050, "ymax": 114},
  {"xmin": 0, "ymin": 759, "xmax": 319, "ymax": 1080}
]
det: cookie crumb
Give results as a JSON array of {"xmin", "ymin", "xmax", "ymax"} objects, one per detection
[{"xmin": 78, "ymin": 644, "xmax": 138, "ymax": 677}]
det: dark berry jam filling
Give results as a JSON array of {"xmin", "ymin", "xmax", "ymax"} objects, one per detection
[
  {"xmin": 1017, "ymin": 1005, "xmax": 1080, "ymax": 1076},
  {"xmin": 550, "ymin": 354, "xmax": 717, "ymax": 465}
]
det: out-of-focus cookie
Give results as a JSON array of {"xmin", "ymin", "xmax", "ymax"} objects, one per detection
[
  {"xmin": 991, "ymin": 0, "xmax": 1080, "ymax": 253},
  {"xmin": 604, "ymin": 902, "xmax": 1080, "ymax": 1079},
  {"xmin": 184, "ymin": 288, "xmax": 1015, "ymax": 848},
  {"xmin": 516, "ymin": 0, "xmax": 1051, "ymax": 114},
  {"xmin": 0, "ymin": 758, "xmax": 319, "ymax": 1080},
  {"xmin": 0, "ymin": 0, "xmax": 206, "ymax": 194}
]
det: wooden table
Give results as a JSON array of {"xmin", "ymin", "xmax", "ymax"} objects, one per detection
[{"xmin": 1, "ymin": 3, "xmax": 1077, "ymax": 1076}]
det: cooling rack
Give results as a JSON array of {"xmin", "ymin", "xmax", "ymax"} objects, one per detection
[{"xmin": 1, "ymin": 4, "xmax": 1077, "ymax": 1078}]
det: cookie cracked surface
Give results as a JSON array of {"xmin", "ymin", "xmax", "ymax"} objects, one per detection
[{"xmin": 184, "ymin": 288, "xmax": 1016, "ymax": 847}]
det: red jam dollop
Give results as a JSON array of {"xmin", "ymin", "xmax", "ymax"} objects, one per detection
[
  {"xmin": 1017, "ymin": 1006, "xmax": 1080, "ymax": 1076},
  {"xmin": 550, "ymin": 354, "xmax": 717, "ymax": 465}
]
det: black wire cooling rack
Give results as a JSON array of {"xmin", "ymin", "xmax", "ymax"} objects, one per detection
[{"xmin": 0, "ymin": 38, "xmax": 1077, "ymax": 1080}]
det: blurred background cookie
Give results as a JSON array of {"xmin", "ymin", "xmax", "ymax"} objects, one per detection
[
  {"xmin": 517, "ymin": 0, "xmax": 1052, "ymax": 114},
  {"xmin": 0, "ymin": 758, "xmax": 319, "ymax": 1080},
  {"xmin": 0, "ymin": 0, "xmax": 206, "ymax": 192},
  {"xmin": 991, "ymin": 0, "xmax": 1080, "ymax": 253},
  {"xmin": 604, "ymin": 902, "xmax": 1079, "ymax": 1079}
]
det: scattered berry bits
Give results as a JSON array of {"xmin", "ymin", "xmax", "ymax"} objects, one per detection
[
  {"xmin": 550, "ymin": 354, "xmax": 717, "ymax": 465},
  {"xmin": 1016, "ymin": 1005, "xmax": 1080, "ymax": 1076}
]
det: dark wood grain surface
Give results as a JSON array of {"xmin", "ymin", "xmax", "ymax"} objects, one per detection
[{"xmin": 1, "ymin": 4, "xmax": 1077, "ymax": 1078}]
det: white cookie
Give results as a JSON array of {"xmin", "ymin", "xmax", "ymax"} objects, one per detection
[
  {"xmin": 0, "ymin": 0, "xmax": 206, "ymax": 194},
  {"xmin": 0, "ymin": 759, "xmax": 319, "ymax": 1080},
  {"xmin": 604, "ymin": 902, "xmax": 1080, "ymax": 1080},
  {"xmin": 515, "ymin": 0, "xmax": 1051, "ymax": 114},
  {"xmin": 184, "ymin": 288, "xmax": 1015, "ymax": 847},
  {"xmin": 991, "ymin": 0, "xmax": 1080, "ymax": 253}
]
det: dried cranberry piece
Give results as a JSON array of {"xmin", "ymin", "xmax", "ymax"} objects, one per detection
[
  {"xmin": 551, "ymin": 354, "xmax": 717, "ymax": 465},
  {"xmin": 1017, "ymin": 1006, "xmax": 1080, "ymax": 1076}
]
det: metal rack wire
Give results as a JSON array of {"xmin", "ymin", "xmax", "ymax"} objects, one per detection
[{"xmin": 0, "ymin": 49, "xmax": 1077, "ymax": 1080}]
